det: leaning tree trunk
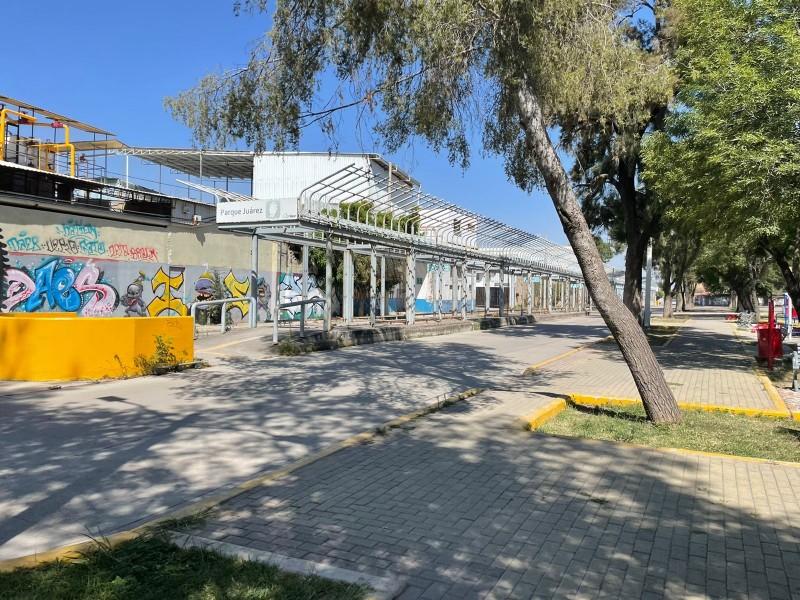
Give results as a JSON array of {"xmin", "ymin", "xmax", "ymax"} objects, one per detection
[
  {"xmin": 663, "ymin": 290, "xmax": 674, "ymax": 319},
  {"xmin": 516, "ymin": 85, "xmax": 681, "ymax": 424}
]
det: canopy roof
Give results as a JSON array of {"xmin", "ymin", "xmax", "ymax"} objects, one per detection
[
  {"xmin": 114, "ymin": 147, "xmax": 255, "ymax": 179},
  {"xmin": 0, "ymin": 95, "xmax": 115, "ymax": 136}
]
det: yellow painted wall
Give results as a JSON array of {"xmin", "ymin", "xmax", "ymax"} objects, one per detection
[{"xmin": 0, "ymin": 315, "xmax": 194, "ymax": 381}]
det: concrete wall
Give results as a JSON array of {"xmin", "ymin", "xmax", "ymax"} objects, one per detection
[
  {"xmin": 0, "ymin": 314, "xmax": 194, "ymax": 380},
  {"xmin": 0, "ymin": 203, "xmax": 324, "ymax": 322}
]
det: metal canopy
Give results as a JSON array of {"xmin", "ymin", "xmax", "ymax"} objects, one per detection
[
  {"xmin": 0, "ymin": 95, "xmax": 116, "ymax": 135},
  {"xmin": 192, "ymin": 162, "xmax": 583, "ymax": 279},
  {"xmin": 114, "ymin": 147, "xmax": 255, "ymax": 179}
]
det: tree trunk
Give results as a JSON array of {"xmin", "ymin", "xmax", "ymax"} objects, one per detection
[
  {"xmin": 663, "ymin": 291, "xmax": 674, "ymax": 319},
  {"xmin": 516, "ymin": 86, "xmax": 681, "ymax": 424},
  {"xmin": 618, "ymin": 164, "xmax": 645, "ymax": 322},
  {"xmin": 767, "ymin": 244, "xmax": 800, "ymax": 325}
]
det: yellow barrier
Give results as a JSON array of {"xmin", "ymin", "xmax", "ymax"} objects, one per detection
[{"xmin": 0, "ymin": 314, "xmax": 194, "ymax": 381}]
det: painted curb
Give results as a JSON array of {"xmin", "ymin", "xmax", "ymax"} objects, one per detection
[
  {"xmin": 566, "ymin": 393, "xmax": 791, "ymax": 419},
  {"xmin": 171, "ymin": 533, "xmax": 407, "ymax": 600},
  {"xmin": 537, "ymin": 432, "xmax": 800, "ymax": 468},
  {"xmin": 525, "ymin": 398, "xmax": 567, "ymax": 430},
  {"xmin": 0, "ymin": 387, "xmax": 487, "ymax": 573}
]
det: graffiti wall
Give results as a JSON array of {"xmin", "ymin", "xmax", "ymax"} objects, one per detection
[{"xmin": 0, "ymin": 205, "xmax": 324, "ymax": 322}]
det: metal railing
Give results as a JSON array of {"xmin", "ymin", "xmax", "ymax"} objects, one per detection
[{"xmin": 191, "ymin": 297, "xmax": 256, "ymax": 336}]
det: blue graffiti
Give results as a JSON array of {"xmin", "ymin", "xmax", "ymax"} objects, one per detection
[{"xmin": 25, "ymin": 258, "xmax": 81, "ymax": 312}]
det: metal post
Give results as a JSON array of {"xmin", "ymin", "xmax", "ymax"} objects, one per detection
[
  {"xmin": 370, "ymin": 245, "xmax": 377, "ymax": 328},
  {"xmin": 380, "ymin": 255, "xmax": 386, "ymax": 318},
  {"xmin": 509, "ymin": 271, "xmax": 516, "ymax": 314},
  {"xmin": 343, "ymin": 247, "xmax": 354, "ymax": 324},
  {"xmin": 406, "ymin": 251, "xmax": 416, "ymax": 326},
  {"xmin": 250, "ymin": 233, "xmax": 258, "ymax": 329},
  {"xmin": 547, "ymin": 276, "xmax": 553, "ymax": 313},
  {"xmin": 272, "ymin": 243, "xmax": 280, "ymax": 344},
  {"xmin": 460, "ymin": 261, "xmax": 468, "ymax": 320},
  {"xmin": 498, "ymin": 265, "xmax": 505, "ymax": 317},
  {"xmin": 324, "ymin": 237, "xmax": 333, "ymax": 332},
  {"xmin": 484, "ymin": 265, "xmax": 491, "ymax": 316},
  {"xmin": 644, "ymin": 241, "xmax": 653, "ymax": 328},
  {"xmin": 435, "ymin": 264, "xmax": 443, "ymax": 321},
  {"xmin": 451, "ymin": 262, "xmax": 458, "ymax": 318},
  {"xmin": 301, "ymin": 244, "xmax": 309, "ymax": 337},
  {"xmin": 528, "ymin": 271, "xmax": 533, "ymax": 316}
]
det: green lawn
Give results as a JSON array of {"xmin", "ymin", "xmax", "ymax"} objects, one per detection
[
  {"xmin": 0, "ymin": 534, "xmax": 368, "ymax": 600},
  {"xmin": 538, "ymin": 403, "xmax": 800, "ymax": 462}
]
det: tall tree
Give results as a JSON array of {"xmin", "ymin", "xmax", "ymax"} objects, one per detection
[
  {"xmin": 561, "ymin": 1, "xmax": 676, "ymax": 322},
  {"xmin": 644, "ymin": 0, "xmax": 800, "ymax": 316},
  {"xmin": 167, "ymin": 0, "xmax": 681, "ymax": 423}
]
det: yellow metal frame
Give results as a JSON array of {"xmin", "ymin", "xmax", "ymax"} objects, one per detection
[{"xmin": 0, "ymin": 107, "xmax": 37, "ymax": 161}]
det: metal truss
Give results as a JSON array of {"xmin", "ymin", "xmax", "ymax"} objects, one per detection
[{"xmin": 189, "ymin": 163, "xmax": 583, "ymax": 279}]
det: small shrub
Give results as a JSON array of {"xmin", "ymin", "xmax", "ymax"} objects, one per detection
[
  {"xmin": 277, "ymin": 336, "xmax": 307, "ymax": 356},
  {"xmin": 134, "ymin": 335, "xmax": 181, "ymax": 375}
]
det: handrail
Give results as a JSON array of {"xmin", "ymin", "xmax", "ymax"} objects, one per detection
[{"xmin": 190, "ymin": 297, "xmax": 256, "ymax": 336}]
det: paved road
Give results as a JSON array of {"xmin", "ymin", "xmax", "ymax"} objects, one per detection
[
  {"xmin": 0, "ymin": 316, "xmax": 608, "ymax": 561},
  {"xmin": 195, "ymin": 388, "xmax": 800, "ymax": 599}
]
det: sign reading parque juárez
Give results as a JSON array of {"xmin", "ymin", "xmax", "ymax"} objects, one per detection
[{"xmin": 216, "ymin": 200, "xmax": 268, "ymax": 223}]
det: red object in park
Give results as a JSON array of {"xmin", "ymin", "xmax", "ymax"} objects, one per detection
[{"xmin": 758, "ymin": 300, "xmax": 782, "ymax": 370}]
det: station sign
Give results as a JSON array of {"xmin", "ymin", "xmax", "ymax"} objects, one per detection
[{"xmin": 216, "ymin": 198, "xmax": 298, "ymax": 223}]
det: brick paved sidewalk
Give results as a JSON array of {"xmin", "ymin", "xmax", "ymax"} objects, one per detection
[
  {"xmin": 526, "ymin": 311, "xmax": 778, "ymax": 410},
  {"xmin": 185, "ymin": 389, "xmax": 800, "ymax": 599}
]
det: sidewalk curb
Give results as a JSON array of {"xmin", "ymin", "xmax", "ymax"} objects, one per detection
[
  {"xmin": 533, "ymin": 432, "xmax": 800, "ymax": 468},
  {"xmin": 171, "ymin": 533, "xmax": 407, "ymax": 600},
  {"xmin": 565, "ymin": 394, "xmax": 791, "ymax": 419},
  {"xmin": 524, "ymin": 398, "xmax": 567, "ymax": 429},
  {"xmin": 0, "ymin": 387, "xmax": 487, "ymax": 573}
]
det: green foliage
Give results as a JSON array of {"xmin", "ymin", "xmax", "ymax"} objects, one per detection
[
  {"xmin": 592, "ymin": 236, "xmax": 617, "ymax": 264},
  {"xmin": 134, "ymin": 335, "xmax": 182, "ymax": 375},
  {"xmin": 0, "ymin": 533, "xmax": 368, "ymax": 600},
  {"xmin": 195, "ymin": 270, "xmax": 230, "ymax": 326},
  {"xmin": 324, "ymin": 201, "xmax": 421, "ymax": 235},
  {"xmin": 166, "ymin": 1, "xmax": 673, "ymax": 184},
  {"xmin": 276, "ymin": 335, "xmax": 308, "ymax": 356}
]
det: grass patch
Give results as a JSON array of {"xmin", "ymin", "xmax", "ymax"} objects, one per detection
[
  {"xmin": 0, "ymin": 533, "xmax": 368, "ymax": 600},
  {"xmin": 538, "ymin": 403, "xmax": 800, "ymax": 462},
  {"xmin": 644, "ymin": 325, "xmax": 681, "ymax": 347}
]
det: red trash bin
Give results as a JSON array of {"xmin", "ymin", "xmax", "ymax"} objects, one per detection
[{"xmin": 756, "ymin": 324, "xmax": 783, "ymax": 359}]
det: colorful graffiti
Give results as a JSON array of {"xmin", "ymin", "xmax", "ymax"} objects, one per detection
[
  {"xmin": 147, "ymin": 267, "xmax": 188, "ymax": 316},
  {"xmin": 3, "ymin": 258, "xmax": 119, "ymax": 316},
  {"xmin": 278, "ymin": 273, "xmax": 324, "ymax": 319},
  {"xmin": 6, "ymin": 220, "xmax": 158, "ymax": 262}
]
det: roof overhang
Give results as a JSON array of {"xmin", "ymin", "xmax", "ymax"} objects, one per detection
[
  {"xmin": 0, "ymin": 95, "xmax": 115, "ymax": 136},
  {"xmin": 114, "ymin": 147, "xmax": 255, "ymax": 179}
]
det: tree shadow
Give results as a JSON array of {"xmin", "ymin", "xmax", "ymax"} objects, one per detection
[{"xmin": 186, "ymin": 395, "xmax": 800, "ymax": 599}]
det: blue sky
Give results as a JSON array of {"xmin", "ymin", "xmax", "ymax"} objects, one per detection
[{"xmin": 6, "ymin": 1, "xmax": 579, "ymax": 246}]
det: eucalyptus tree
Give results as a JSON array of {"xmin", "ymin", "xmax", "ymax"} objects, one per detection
[
  {"xmin": 167, "ymin": 0, "xmax": 681, "ymax": 422},
  {"xmin": 644, "ymin": 0, "xmax": 800, "ymax": 315}
]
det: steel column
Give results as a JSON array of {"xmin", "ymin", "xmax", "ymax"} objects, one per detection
[
  {"xmin": 527, "ymin": 271, "xmax": 533, "ymax": 316},
  {"xmin": 451, "ymin": 262, "xmax": 458, "ymax": 318},
  {"xmin": 343, "ymin": 247, "xmax": 354, "ymax": 324},
  {"xmin": 370, "ymin": 245, "xmax": 377, "ymax": 327},
  {"xmin": 484, "ymin": 266, "xmax": 491, "ymax": 316},
  {"xmin": 406, "ymin": 251, "xmax": 416, "ymax": 325},
  {"xmin": 301, "ymin": 244, "xmax": 309, "ymax": 336},
  {"xmin": 272, "ymin": 243, "xmax": 280, "ymax": 344},
  {"xmin": 498, "ymin": 266, "xmax": 505, "ymax": 317},
  {"xmin": 436, "ymin": 264, "xmax": 443, "ymax": 321},
  {"xmin": 460, "ymin": 261, "xmax": 468, "ymax": 320},
  {"xmin": 324, "ymin": 237, "xmax": 333, "ymax": 331},
  {"xmin": 380, "ymin": 255, "xmax": 386, "ymax": 318},
  {"xmin": 250, "ymin": 233, "xmax": 258, "ymax": 328}
]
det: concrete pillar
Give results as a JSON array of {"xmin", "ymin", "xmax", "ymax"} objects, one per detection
[
  {"xmin": 380, "ymin": 255, "xmax": 386, "ymax": 318},
  {"xmin": 498, "ymin": 266, "xmax": 505, "ymax": 317},
  {"xmin": 435, "ymin": 263, "xmax": 443, "ymax": 320},
  {"xmin": 250, "ymin": 233, "xmax": 258, "ymax": 328},
  {"xmin": 272, "ymin": 243, "xmax": 281, "ymax": 343},
  {"xmin": 406, "ymin": 251, "xmax": 416, "ymax": 325},
  {"xmin": 301, "ymin": 244, "xmax": 308, "ymax": 336},
  {"xmin": 451, "ymin": 263, "xmax": 458, "ymax": 318},
  {"xmin": 547, "ymin": 276, "xmax": 553, "ymax": 313},
  {"xmin": 343, "ymin": 248, "xmax": 354, "ymax": 324},
  {"xmin": 324, "ymin": 237, "xmax": 333, "ymax": 332},
  {"xmin": 527, "ymin": 271, "xmax": 533, "ymax": 316},
  {"xmin": 509, "ymin": 271, "xmax": 516, "ymax": 314},
  {"xmin": 460, "ymin": 261, "xmax": 468, "ymax": 320},
  {"xmin": 484, "ymin": 266, "xmax": 491, "ymax": 315},
  {"xmin": 370, "ymin": 246, "xmax": 377, "ymax": 327}
]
